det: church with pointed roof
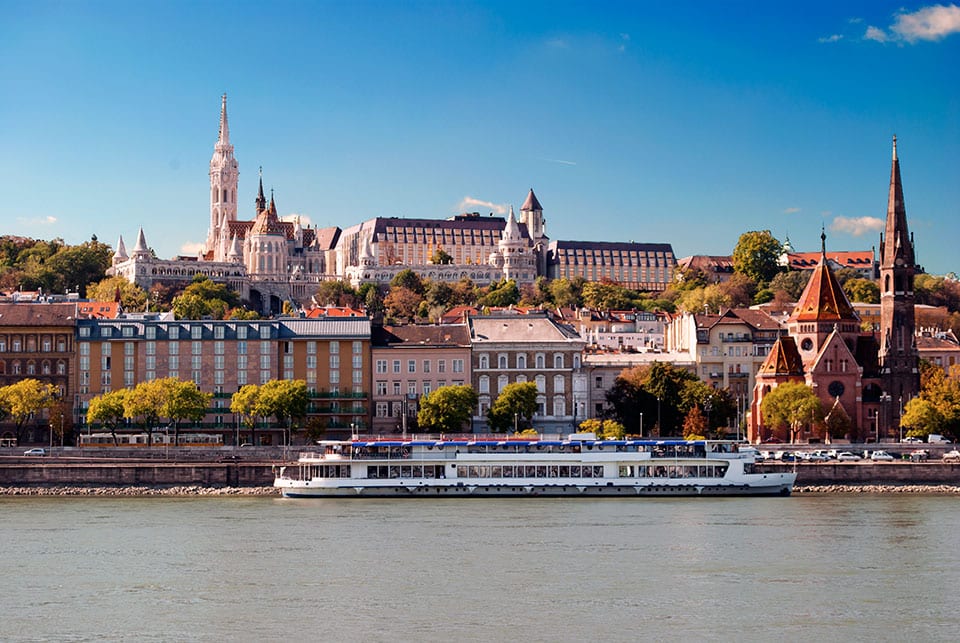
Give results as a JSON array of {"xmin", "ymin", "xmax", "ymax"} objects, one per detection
[
  {"xmin": 108, "ymin": 94, "xmax": 677, "ymax": 313},
  {"xmin": 749, "ymin": 138, "xmax": 920, "ymax": 443}
]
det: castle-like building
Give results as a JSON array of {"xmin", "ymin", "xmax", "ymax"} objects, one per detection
[
  {"xmin": 749, "ymin": 137, "xmax": 920, "ymax": 442},
  {"xmin": 108, "ymin": 96, "xmax": 675, "ymax": 313}
]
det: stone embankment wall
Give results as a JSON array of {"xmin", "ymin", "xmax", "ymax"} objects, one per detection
[
  {"xmin": 0, "ymin": 462, "xmax": 278, "ymax": 487},
  {"xmin": 762, "ymin": 462, "xmax": 960, "ymax": 486}
]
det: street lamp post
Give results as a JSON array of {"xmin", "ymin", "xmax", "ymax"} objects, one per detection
[
  {"xmin": 898, "ymin": 396, "xmax": 904, "ymax": 443},
  {"xmin": 878, "ymin": 393, "xmax": 891, "ymax": 443},
  {"xmin": 514, "ymin": 412, "xmax": 518, "ymax": 434},
  {"xmin": 704, "ymin": 396, "xmax": 713, "ymax": 437},
  {"xmin": 656, "ymin": 396, "xmax": 661, "ymax": 438},
  {"xmin": 640, "ymin": 412, "xmax": 644, "ymax": 438}
]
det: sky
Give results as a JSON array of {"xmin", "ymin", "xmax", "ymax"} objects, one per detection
[{"xmin": 2, "ymin": 1, "xmax": 958, "ymax": 276}]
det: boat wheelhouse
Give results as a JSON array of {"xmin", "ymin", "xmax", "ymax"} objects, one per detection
[{"xmin": 274, "ymin": 433, "xmax": 796, "ymax": 498}]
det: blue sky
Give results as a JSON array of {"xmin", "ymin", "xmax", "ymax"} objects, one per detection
[{"xmin": 2, "ymin": 1, "xmax": 958, "ymax": 276}]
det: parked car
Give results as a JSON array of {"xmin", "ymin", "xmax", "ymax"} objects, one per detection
[
  {"xmin": 870, "ymin": 450, "xmax": 895, "ymax": 461},
  {"xmin": 910, "ymin": 449, "xmax": 930, "ymax": 462},
  {"xmin": 942, "ymin": 449, "xmax": 960, "ymax": 462},
  {"xmin": 836, "ymin": 451, "xmax": 862, "ymax": 461},
  {"xmin": 806, "ymin": 451, "xmax": 830, "ymax": 462},
  {"xmin": 23, "ymin": 448, "xmax": 46, "ymax": 456},
  {"xmin": 901, "ymin": 436, "xmax": 923, "ymax": 444}
]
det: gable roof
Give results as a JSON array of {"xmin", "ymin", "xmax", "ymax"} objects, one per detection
[
  {"xmin": 789, "ymin": 245, "xmax": 858, "ymax": 324},
  {"xmin": 757, "ymin": 336, "xmax": 805, "ymax": 376}
]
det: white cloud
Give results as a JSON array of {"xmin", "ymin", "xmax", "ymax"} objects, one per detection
[
  {"xmin": 818, "ymin": 34, "xmax": 844, "ymax": 43},
  {"xmin": 865, "ymin": 25, "xmax": 890, "ymax": 42},
  {"xmin": 457, "ymin": 197, "xmax": 508, "ymax": 215},
  {"xmin": 783, "ymin": 207, "xmax": 801, "ymax": 214},
  {"xmin": 830, "ymin": 216, "xmax": 884, "ymax": 236},
  {"xmin": 537, "ymin": 157, "xmax": 577, "ymax": 166},
  {"xmin": 180, "ymin": 241, "xmax": 205, "ymax": 255},
  {"xmin": 866, "ymin": 4, "xmax": 960, "ymax": 43},
  {"xmin": 281, "ymin": 213, "xmax": 314, "ymax": 228},
  {"xmin": 892, "ymin": 4, "xmax": 960, "ymax": 41},
  {"xmin": 16, "ymin": 215, "xmax": 57, "ymax": 226}
]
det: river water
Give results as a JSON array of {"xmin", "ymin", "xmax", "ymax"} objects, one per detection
[{"xmin": 2, "ymin": 494, "xmax": 957, "ymax": 642}]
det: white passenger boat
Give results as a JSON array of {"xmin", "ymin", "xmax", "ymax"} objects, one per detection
[{"xmin": 274, "ymin": 433, "xmax": 796, "ymax": 498}]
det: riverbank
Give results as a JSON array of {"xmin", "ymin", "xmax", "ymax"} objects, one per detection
[
  {"xmin": 795, "ymin": 484, "xmax": 960, "ymax": 494},
  {"xmin": 2, "ymin": 483, "xmax": 960, "ymax": 496},
  {"xmin": 0, "ymin": 485, "xmax": 279, "ymax": 496}
]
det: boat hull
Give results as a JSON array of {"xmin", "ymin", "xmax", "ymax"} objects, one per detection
[{"xmin": 275, "ymin": 476, "xmax": 796, "ymax": 498}]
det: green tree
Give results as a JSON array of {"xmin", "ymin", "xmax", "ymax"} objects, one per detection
[
  {"xmin": 390, "ymin": 269, "xmax": 425, "ymax": 295},
  {"xmin": 843, "ymin": 278, "xmax": 880, "ymax": 304},
  {"xmin": 578, "ymin": 418, "xmax": 625, "ymax": 439},
  {"xmin": 676, "ymin": 284, "xmax": 731, "ymax": 314},
  {"xmin": 45, "ymin": 237, "xmax": 113, "ymax": 296},
  {"xmin": 717, "ymin": 273, "xmax": 757, "ymax": 308},
  {"xmin": 900, "ymin": 398, "xmax": 946, "ymax": 438},
  {"xmin": 682, "ymin": 405, "xmax": 708, "ymax": 440},
  {"xmin": 231, "ymin": 384, "xmax": 264, "ymax": 446},
  {"xmin": 227, "ymin": 307, "xmax": 261, "ymax": 320},
  {"xmin": 450, "ymin": 277, "xmax": 479, "ymax": 306},
  {"xmin": 384, "ymin": 286, "xmax": 424, "ymax": 323},
  {"xmin": 671, "ymin": 266, "xmax": 709, "ymax": 291},
  {"xmin": 88, "ymin": 275, "xmax": 148, "ymax": 311},
  {"xmin": 605, "ymin": 362, "xmax": 698, "ymax": 436},
  {"xmin": 86, "ymin": 389, "xmax": 128, "ymax": 445},
  {"xmin": 164, "ymin": 380, "xmax": 212, "ymax": 445},
  {"xmin": 171, "ymin": 275, "xmax": 239, "ymax": 319},
  {"xmin": 768, "ymin": 270, "xmax": 809, "ymax": 301},
  {"xmin": 417, "ymin": 385, "xmax": 478, "ymax": 433},
  {"xmin": 732, "ymin": 230, "xmax": 782, "ymax": 284},
  {"xmin": 487, "ymin": 382, "xmax": 538, "ymax": 433},
  {"xmin": 258, "ymin": 380, "xmax": 309, "ymax": 444},
  {"xmin": 479, "ymin": 279, "xmax": 520, "ymax": 308},
  {"xmin": 679, "ymin": 381, "xmax": 735, "ymax": 437},
  {"xmin": 0, "ymin": 379, "xmax": 59, "ymax": 444},
  {"xmin": 123, "ymin": 379, "xmax": 171, "ymax": 445},
  {"xmin": 315, "ymin": 280, "xmax": 360, "ymax": 307},
  {"xmin": 547, "ymin": 277, "xmax": 583, "ymax": 308},
  {"xmin": 759, "ymin": 382, "xmax": 824, "ymax": 443},
  {"xmin": 430, "ymin": 247, "xmax": 453, "ymax": 265},
  {"xmin": 582, "ymin": 281, "xmax": 632, "ymax": 310}
]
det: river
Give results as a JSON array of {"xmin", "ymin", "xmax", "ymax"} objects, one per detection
[{"xmin": 1, "ymin": 494, "xmax": 957, "ymax": 642}]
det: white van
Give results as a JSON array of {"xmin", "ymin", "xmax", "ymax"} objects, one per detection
[{"xmin": 928, "ymin": 434, "xmax": 952, "ymax": 444}]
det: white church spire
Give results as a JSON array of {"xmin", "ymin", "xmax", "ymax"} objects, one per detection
[{"xmin": 207, "ymin": 93, "xmax": 239, "ymax": 253}]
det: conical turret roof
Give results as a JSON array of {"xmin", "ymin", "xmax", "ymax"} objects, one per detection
[
  {"xmin": 789, "ymin": 231, "xmax": 857, "ymax": 323},
  {"xmin": 521, "ymin": 188, "xmax": 542, "ymax": 212},
  {"xmin": 113, "ymin": 235, "xmax": 128, "ymax": 260}
]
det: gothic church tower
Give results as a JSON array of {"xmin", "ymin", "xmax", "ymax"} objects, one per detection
[
  {"xmin": 879, "ymin": 135, "xmax": 920, "ymax": 415},
  {"xmin": 207, "ymin": 94, "xmax": 239, "ymax": 255}
]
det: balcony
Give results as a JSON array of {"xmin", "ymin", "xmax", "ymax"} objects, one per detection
[{"xmin": 720, "ymin": 335, "xmax": 753, "ymax": 343}]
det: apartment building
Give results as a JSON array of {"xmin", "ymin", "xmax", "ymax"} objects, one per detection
[
  {"xmin": 75, "ymin": 315, "xmax": 371, "ymax": 443},
  {"xmin": 468, "ymin": 312, "xmax": 587, "ymax": 432},
  {"xmin": 370, "ymin": 324, "xmax": 472, "ymax": 434},
  {"xmin": 0, "ymin": 303, "xmax": 77, "ymax": 444},
  {"xmin": 665, "ymin": 308, "xmax": 784, "ymax": 413}
]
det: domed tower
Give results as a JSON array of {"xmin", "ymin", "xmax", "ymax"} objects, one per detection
[
  {"xmin": 207, "ymin": 94, "xmax": 239, "ymax": 254},
  {"xmin": 246, "ymin": 189, "xmax": 288, "ymax": 277},
  {"xmin": 879, "ymin": 136, "xmax": 920, "ymax": 414}
]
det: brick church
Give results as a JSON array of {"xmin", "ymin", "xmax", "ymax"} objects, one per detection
[{"xmin": 749, "ymin": 137, "xmax": 920, "ymax": 443}]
